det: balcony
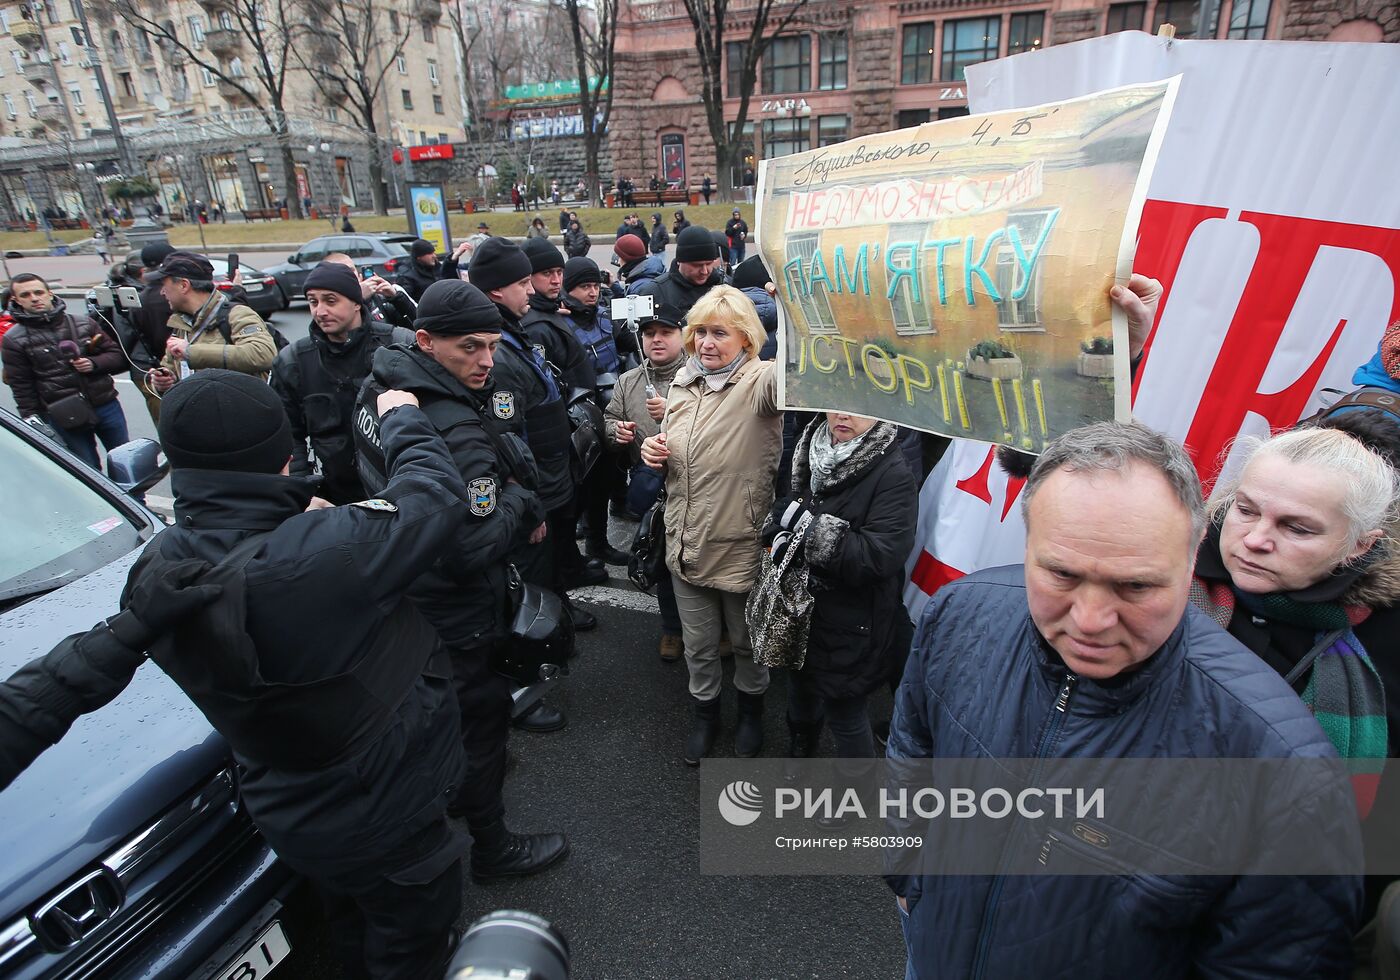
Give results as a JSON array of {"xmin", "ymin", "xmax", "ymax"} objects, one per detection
[
  {"xmin": 24, "ymin": 60, "xmax": 59, "ymax": 89},
  {"xmin": 205, "ymin": 27, "xmax": 242, "ymax": 57},
  {"xmin": 88, "ymin": 3, "xmax": 114, "ymax": 25},
  {"xmin": 10, "ymin": 18, "xmax": 43, "ymax": 51},
  {"xmin": 35, "ymin": 103, "xmax": 66, "ymax": 127},
  {"xmin": 413, "ymin": 0, "xmax": 442, "ymax": 23},
  {"xmin": 217, "ymin": 78, "xmax": 251, "ymax": 104}
]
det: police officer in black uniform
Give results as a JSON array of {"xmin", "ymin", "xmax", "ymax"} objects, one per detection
[
  {"xmin": 469, "ymin": 238, "xmax": 603, "ymax": 626},
  {"xmin": 270, "ymin": 262, "xmax": 414, "ymax": 507},
  {"xmin": 519, "ymin": 238, "xmax": 596, "ymax": 394},
  {"xmin": 353, "ymin": 279, "xmax": 570, "ymax": 883},
  {"xmin": 121, "ymin": 369, "xmax": 472, "ymax": 979}
]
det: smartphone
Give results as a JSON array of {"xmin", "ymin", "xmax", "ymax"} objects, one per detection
[
  {"xmin": 362, "ymin": 266, "xmax": 375, "ymax": 280},
  {"xmin": 226, "ymin": 252, "xmax": 239, "ymax": 276}
]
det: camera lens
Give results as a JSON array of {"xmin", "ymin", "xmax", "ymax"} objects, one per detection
[{"xmin": 445, "ymin": 910, "xmax": 569, "ymax": 980}]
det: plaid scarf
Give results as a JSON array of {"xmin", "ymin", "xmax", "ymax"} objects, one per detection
[{"xmin": 1189, "ymin": 578, "xmax": 1387, "ymax": 818}]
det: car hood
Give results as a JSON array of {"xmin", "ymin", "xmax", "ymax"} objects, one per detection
[{"xmin": 0, "ymin": 545, "xmax": 225, "ymax": 919}]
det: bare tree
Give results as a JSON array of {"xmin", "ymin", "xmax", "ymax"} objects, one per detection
[
  {"xmin": 114, "ymin": 0, "xmax": 309, "ymax": 217},
  {"xmin": 559, "ymin": 0, "xmax": 619, "ymax": 206},
  {"xmin": 288, "ymin": 0, "xmax": 411, "ymax": 214},
  {"xmin": 681, "ymin": 0, "xmax": 814, "ymax": 202}
]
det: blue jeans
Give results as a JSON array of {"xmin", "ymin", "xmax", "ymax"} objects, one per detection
[
  {"xmin": 729, "ymin": 244, "xmax": 746, "ymax": 267},
  {"xmin": 50, "ymin": 397, "xmax": 129, "ymax": 472}
]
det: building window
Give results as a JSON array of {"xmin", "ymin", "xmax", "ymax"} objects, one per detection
[
  {"xmin": 229, "ymin": 56, "xmax": 245, "ymax": 77},
  {"xmin": 763, "ymin": 34, "xmax": 809, "ymax": 94},
  {"xmin": 818, "ymin": 32, "xmax": 847, "ymax": 91},
  {"xmin": 68, "ymin": 85, "xmax": 83, "ymax": 107},
  {"xmin": 402, "ymin": 88, "xmax": 413, "ymax": 110},
  {"xmin": 202, "ymin": 67, "xmax": 215, "ymax": 86},
  {"xmin": 942, "ymin": 17, "xmax": 999, "ymax": 81},
  {"xmin": 432, "ymin": 93, "xmax": 443, "ymax": 114},
  {"xmin": 218, "ymin": 10, "xmax": 234, "ymax": 30},
  {"xmin": 12, "ymin": 51, "xmax": 25, "ymax": 74},
  {"xmin": 188, "ymin": 16, "xmax": 205, "ymax": 48},
  {"xmin": 118, "ymin": 71, "xmax": 135, "ymax": 97},
  {"xmin": 727, "ymin": 121, "xmax": 753, "ymax": 187},
  {"xmin": 389, "ymin": 10, "xmax": 399, "ymax": 33},
  {"xmin": 70, "ymin": 0, "xmax": 81, "ymax": 19},
  {"xmin": 396, "ymin": 54, "xmax": 407, "ymax": 73},
  {"xmin": 428, "ymin": 59, "xmax": 438, "ymax": 84},
  {"xmin": 1106, "ymin": 2, "xmax": 1145, "ymax": 32},
  {"xmin": 1228, "ymin": 0, "xmax": 1270, "ymax": 37},
  {"xmin": 817, "ymin": 114, "xmax": 848, "ymax": 146},
  {"xmin": 1152, "ymin": 0, "xmax": 1211, "ymax": 38},
  {"xmin": 896, "ymin": 108, "xmax": 931, "ymax": 129},
  {"xmin": 901, "ymin": 23, "xmax": 936, "ymax": 85},
  {"xmin": 25, "ymin": 90, "xmax": 37, "ymax": 114},
  {"xmin": 725, "ymin": 41, "xmax": 748, "ymax": 97},
  {"xmin": 44, "ymin": 1, "xmax": 58, "ymax": 25},
  {"xmin": 762, "ymin": 116, "xmax": 810, "ymax": 158},
  {"xmin": 1007, "ymin": 12, "xmax": 1045, "ymax": 55},
  {"xmin": 995, "ymin": 209, "xmax": 1056, "ymax": 330},
  {"xmin": 3, "ymin": 94, "xmax": 14, "ymax": 119},
  {"xmin": 57, "ymin": 42, "xmax": 71, "ymax": 65},
  {"xmin": 421, "ymin": 19, "xmax": 434, "ymax": 42}
]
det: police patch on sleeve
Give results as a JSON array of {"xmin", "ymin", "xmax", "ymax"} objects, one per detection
[
  {"xmin": 492, "ymin": 391, "xmax": 515, "ymax": 420},
  {"xmin": 468, "ymin": 477, "xmax": 497, "ymax": 517},
  {"xmin": 351, "ymin": 498, "xmax": 399, "ymax": 513}
]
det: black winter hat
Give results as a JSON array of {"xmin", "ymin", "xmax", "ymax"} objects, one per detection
[
  {"xmin": 143, "ymin": 250, "xmax": 215, "ymax": 284},
  {"xmin": 159, "ymin": 369, "xmax": 293, "ymax": 474},
  {"xmin": 640, "ymin": 301, "xmax": 685, "ymax": 331},
  {"xmin": 410, "ymin": 238, "xmax": 437, "ymax": 258},
  {"xmin": 302, "ymin": 261, "xmax": 362, "ymax": 301},
  {"xmin": 675, "ymin": 225, "xmax": 719, "ymax": 263},
  {"xmin": 468, "ymin": 237, "xmax": 533, "ymax": 293},
  {"xmin": 522, "ymin": 236, "xmax": 565, "ymax": 273},
  {"xmin": 731, "ymin": 255, "xmax": 770, "ymax": 291},
  {"xmin": 415, "ymin": 280, "xmax": 503, "ymax": 336},
  {"xmin": 563, "ymin": 257, "xmax": 602, "ymax": 292},
  {"xmin": 140, "ymin": 241, "xmax": 175, "ymax": 269}
]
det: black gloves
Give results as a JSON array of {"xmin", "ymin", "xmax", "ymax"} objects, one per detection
[
  {"xmin": 770, "ymin": 497, "xmax": 811, "ymax": 532},
  {"xmin": 118, "ymin": 559, "xmax": 222, "ymax": 646}
]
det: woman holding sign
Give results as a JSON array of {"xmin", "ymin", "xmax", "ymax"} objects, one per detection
[{"xmin": 640, "ymin": 286, "xmax": 782, "ymax": 764}]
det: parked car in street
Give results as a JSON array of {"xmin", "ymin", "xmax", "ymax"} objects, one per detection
[
  {"xmin": 264, "ymin": 233, "xmax": 418, "ymax": 301},
  {"xmin": 0, "ymin": 409, "xmax": 303, "ymax": 980}
]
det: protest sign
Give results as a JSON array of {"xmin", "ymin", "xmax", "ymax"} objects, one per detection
[
  {"xmin": 757, "ymin": 80, "xmax": 1177, "ymax": 450},
  {"xmin": 902, "ymin": 37, "xmax": 1400, "ymax": 621}
]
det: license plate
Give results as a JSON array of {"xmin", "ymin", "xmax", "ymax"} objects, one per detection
[
  {"xmin": 217, "ymin": 921, "xmax": 291, "ymax": 980},
  {"xmin": 244, "ymin": 282, "xmax": 264, "ymax": 292}
]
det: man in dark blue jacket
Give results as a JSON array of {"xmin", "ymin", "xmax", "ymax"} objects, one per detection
[{"xmin": 888, "ymin": 420, "xmax": 1363, "ymax": 979}]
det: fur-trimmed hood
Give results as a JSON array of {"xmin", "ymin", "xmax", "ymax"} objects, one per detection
[
  {"xmin": 790, "ymin": 416, "xmax": 900, "ymax": 497},
  {"xmin": 1345, "ymin": 534, "xmax": 1400, "ymax": 609}
]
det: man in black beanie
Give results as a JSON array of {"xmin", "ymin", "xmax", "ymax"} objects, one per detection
[
  {"xmin": 353, "ymin": 279, "xmax": 569, "ymax": 883},
  {"xmin": 271, "ymin": 261, "xmax": 414, "ymax": 507},
  {"xmin": 396, "ymin": 238, "xmax": 442, "ymax": 301},
  {"xmin": 632, "ymin": 223, "xmax": 728, "ymax": 316},
  {"xmin": 122, "ymin": 368, "xmax": 474, "ymax": 978},
  {"xmin": 470, "ymin": 237, "xmax": 603, "ymax": 636},
  {"xmin": 520, "ymin": 237, "xmax": 593, "ymax": 391}
]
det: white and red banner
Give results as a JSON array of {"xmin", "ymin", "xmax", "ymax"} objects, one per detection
[{"xmin": 904, "ymin": 35, "xmax": 1400, "ymax": 621}]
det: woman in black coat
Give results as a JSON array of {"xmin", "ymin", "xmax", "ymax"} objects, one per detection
[{"xmin": 764, "ymin": 413, "xmax": 917, "ymax": 758}]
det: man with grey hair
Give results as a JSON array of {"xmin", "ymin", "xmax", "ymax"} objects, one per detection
[{"xmin": 887, "ymin": 419, "xmax": 1362, "ymax": 977}]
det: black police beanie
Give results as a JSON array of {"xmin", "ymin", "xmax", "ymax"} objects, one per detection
[
  {"xmin": 640, "ymin": 301, "xmax": 685, "ymax": 331},
  {"xmin": 303, "ymin": 262, "xmax": 362, "ymax": 301},
  {"xmin": 140, "ymin": 241, "xmax": 175, "ymax": 269},
  {"xmin": 411, "ymin": 238, "xmax": 437, "ymax": 258},
  {"xmin": 159, "ymin": 369, "xmax": 293, "ymax": 474},
  {"xmin": 522, "ymin": 236, "xmax": 565, "ymax": 273},
  {"xmin": 563, "ymin": 257, "xmax": 602, "ymax": 293},
  {"xmin": 468, "ymin": 237, "xmax": 533, "ymax": 294},
  {"xmin": 731, "ymin": 255, "xmax": 770, "ymax": 291},
  {"xmin": 415, "ymin": 280, "xmax": 503, "ymax": 335},
  {"xmin": 676, "ymin": 225, "xmax": 719, "ymax": 263}
]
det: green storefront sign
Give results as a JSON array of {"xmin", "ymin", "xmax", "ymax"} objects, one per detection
[{"xmin": 503, "ymin": 76, "xmax": 609, "ymax": 101}]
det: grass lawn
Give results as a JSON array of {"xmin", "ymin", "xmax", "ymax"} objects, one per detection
[{"xmin": 0, "ymin": 203, "xmax": 757, "ymax": 253}]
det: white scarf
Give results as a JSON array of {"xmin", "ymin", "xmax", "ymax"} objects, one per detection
[
  {"xmin": 688, "ymin": 350, "xmax": 748, "ymax": 392},
  {"xmin": 808, "ymin": 421, "xmax": 867, "ymax": 492}
]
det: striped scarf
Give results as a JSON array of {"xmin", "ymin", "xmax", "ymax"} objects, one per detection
[{"xmin": 1189, "ymin": 578, "xmax": 1387, "ymax": 818}]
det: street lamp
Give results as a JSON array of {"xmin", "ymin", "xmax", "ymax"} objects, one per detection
[
  {"xmin": 164, "ymin": 154, "xmax": 207, "ymax": 252},
  {"xmin": 306, "ymin": 141, "xmax": 338, "ymax": 229}
]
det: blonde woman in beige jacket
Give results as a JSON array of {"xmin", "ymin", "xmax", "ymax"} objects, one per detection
[{"xmin": 640, "ymin": 285, "xmax": 782, "ymax": 764}]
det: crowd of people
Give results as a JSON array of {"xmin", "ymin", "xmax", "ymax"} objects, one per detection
[{"xmin": 2, "ymin": 203, "xmax": 1399, "ymax": 978}]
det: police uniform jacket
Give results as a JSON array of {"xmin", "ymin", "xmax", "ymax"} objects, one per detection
[
  {"xmin": 394, "ymin": 257, "xmax": 442, "ymax": 302},
  {"xmin": 123, "ymin": 406, "xmax": 471, "ymax": 890},
  {"xmin": 270, "ymin": 317, "xmax": 413, "ymax": 505},
  {"xmin": 355, "ymin": 344, "xmax": 545, "ymax": 650},
  {"xmin": 520, "ymin": 292, "xmax": 595, "ymax": 391},
  {"xmin": 487, "ymin": 307, "xmax": 575, "ymax": 513},
  {"xmin": 631, "ymin": 260, "xmax": 728, "ymax": 316}
]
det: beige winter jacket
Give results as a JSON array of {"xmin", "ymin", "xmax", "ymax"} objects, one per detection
[
  {"xmin": 662, "ymin": 357, "xmax": 782, "ymax": 592},
  {"xmin": 604, "ymin": 353, "xmax": 684, "ymax": 466},
  {"xmin": 162, "ymin": 294, "xmax": 277, "ymax": 381}
]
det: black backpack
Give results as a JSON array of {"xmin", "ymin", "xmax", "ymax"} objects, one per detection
[{"xmin": 212, "ymin": 298, "xmax": 290, "ymax": 351}]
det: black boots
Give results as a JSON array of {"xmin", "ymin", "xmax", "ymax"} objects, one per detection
[
  {"xmin": 734, "ymin": 690, "xmax": 765, "ymax": 758},
  {"xmin": 586, "ymin": 538, "xmax": 631, "ymax": 567},
  {"xmin": 684, "ymin": 695, "xmax": 721, "ymax": 766},
  {"xmin": 469, "ymin": 820, "xmax": 570, "ymax": 883}
]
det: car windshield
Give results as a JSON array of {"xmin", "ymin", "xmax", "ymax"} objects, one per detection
[{"xmin": 0, "ymin": 426, "xmax": 143, "ymax": 609}]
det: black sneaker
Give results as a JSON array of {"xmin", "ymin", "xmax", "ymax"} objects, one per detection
[
  {"xmin": 512, "ymin": 700, "xmax": 567, "ymax": 733},
  {"xmin": 470, "ymin": 832, "xmax": 570, "ymax": 883}
]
